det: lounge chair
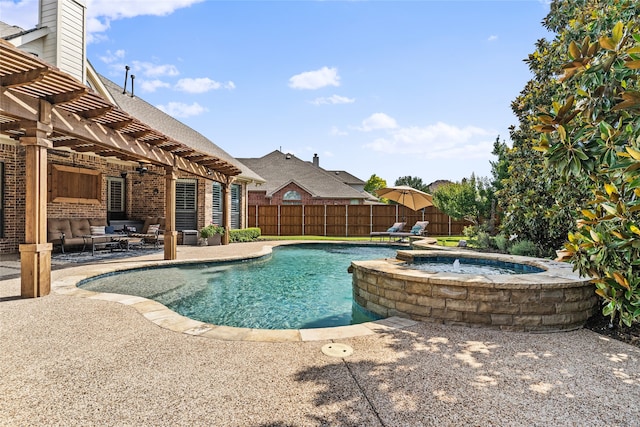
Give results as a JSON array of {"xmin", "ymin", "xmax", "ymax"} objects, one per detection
[
  {"xmin": 370, "ymin": 222, "xmax": 406, "ymax": 241},
  {"xmin": 127, "ymin": 217, "xmax": 165, "ymax": 248},
  {"xmin": 389, "ymin": 221, "xmax": 429, "ymax": 241}
]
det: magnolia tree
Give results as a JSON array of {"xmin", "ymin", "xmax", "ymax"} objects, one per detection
[{"xmin": 534, "ymin": 1, "xmax": 640, "ymax": 325}]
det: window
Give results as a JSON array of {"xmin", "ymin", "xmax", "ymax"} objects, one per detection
[
  {"xmin": 212, "ymin": 182, "xmax": 242, "ymax": 230},
  {"xmin": 231, "ymin": 183, "xmax": 241, "ymax": 229},
  {"xmin": 175, "ymin": 179, "xmax": 197, "ymax": 230},
  {"xmin": 212, "ymin": 182, "xmax": 223, "ymax": 227},
  {"xmin": 107, "ymin": 177, "xmax": 125, "ymax": 221},
  {"xmin": 283, "ymin": 190, "xmax": 302, "ymax": 205}
]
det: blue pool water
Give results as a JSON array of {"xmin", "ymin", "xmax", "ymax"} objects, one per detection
[
  {"xmin": 79, "ymin": 244, "xmax": 400, "ymax": 330},
  {"xmin": 406, "ymin": 256, "xmax": 544, "ymax": 275}
]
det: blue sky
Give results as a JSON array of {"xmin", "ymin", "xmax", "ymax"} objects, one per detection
[{"xmin": 3, "ymin": 0, "xmax": 552, "ymax": 186}]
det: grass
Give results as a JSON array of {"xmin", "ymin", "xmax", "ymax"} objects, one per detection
[{"xmin": 436, "ymin": 236, "xmax": 466, "ymax": 247}]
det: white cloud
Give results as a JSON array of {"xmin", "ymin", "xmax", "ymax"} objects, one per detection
[
  {"xmin": 289, "ymin": 66, "xmax": 340, "ymax": 90},
  {"xmin": 157, "ymin": 101, "xmax": 207, "ymax": 118},
  {"xmin": 99, "ymin": 49, "xmax": 125, "ymax": 64},
  {"xmin": 174, "ymin": 77, "xmax": 235, "ymax": 93},
  {"xmin": 0, "ymin": 0, "xmax": 38, "ymax": 29},
  {"xmin": 363, "ymin": 121, "xmax": 495, "ymax": 160},
  {"xmin": 140, "ymin": 79, "xmax": 171, "ymax": 93},
  {"xmin": 132, "ymin": 60, "xmax": 180, "ymax": 77},
  {"xmin": 488, "ymin": 35, "xmax": 498, "ymax": 42},
  {"xmin": 311, "ymin": 95, "xmax": 355, "ymax": 105},
  {"xmin": 359, "ymin": 113, "xmax": 398, "ymax": 132},
  {"xmin": 0, "ymin": 0, "xmax": 205, "ymax": 42},
  {"xmin": 329, "ymin": 126, "xmax": 348, "ymax": 137},
  {"xmin": 86, "ymin": 0, "xmax": 205, "ymax": 41}
]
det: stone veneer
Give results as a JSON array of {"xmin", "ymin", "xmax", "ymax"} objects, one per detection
[{"xmin": 350, "ymin": 248, "xmax": 598, "ymax": 332}]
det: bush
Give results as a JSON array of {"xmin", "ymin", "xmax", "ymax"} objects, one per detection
[
  {"xmin": 493, "ymin": 234, "xmax": 509, "ymax": 253},
  {"xmin": 200, "ymin": 224, "xmax": 224, "ymax": 238},
  {"xmin": 229, "ymin": 227, "xmax": 261, "ymax": 243},
  {"xmin": 463, "ymin": 225, "xmax": 491, "ymax": 249},
  {"xmin": 508, "ymin": 240, "xmax": 538, "ymax": 257}
]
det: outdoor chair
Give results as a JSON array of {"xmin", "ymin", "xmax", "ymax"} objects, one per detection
[
  {"xmin": 370, "ymin": 221, "xmax": 406, "ymax": 241},
  {"xmin": 389, "ymin": 221, "xmax": 429, "ymax": 241},
  {"xmin": 127, "ymin": 217, "xmax": 165, "ymax": 248}
]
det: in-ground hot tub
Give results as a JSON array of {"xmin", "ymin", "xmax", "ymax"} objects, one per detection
[{"xmin": 350, "ymin": 249, "xmax": 597, "ymax": 332}]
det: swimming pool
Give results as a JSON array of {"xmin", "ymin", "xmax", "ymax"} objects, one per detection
[{"xmin": 79, "ymin": 243, "xmax": 400, "ymax": 329}]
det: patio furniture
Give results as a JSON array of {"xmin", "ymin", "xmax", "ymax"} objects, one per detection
[
  {"xmin": 127, "ymin": 217, "xmax": 165, "ymax": 248},
  {"xmin": 47, "ymin": 218, "xmax": 108, "ymax": 253},
  {"xmin": 370, "ymin": 222, "xmax": 406, "ymax": 241},
  {"xmin": 81, "ymin": 234, "xmax": 123, "ymax": 256},
  {"xmin": 390, "ymin": 221, "xmax": 429, "ymax": 242}
]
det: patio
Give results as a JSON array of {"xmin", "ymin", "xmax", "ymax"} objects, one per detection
[{"xmin": 1, "ymin": 241, "xmax": 639, "ymax": 425}]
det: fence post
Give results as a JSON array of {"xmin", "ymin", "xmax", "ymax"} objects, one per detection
[
  {"xmin": 324, "ymin": 205, "xmax": 327, "ymax": 236},
  {"xmin": 370, "ymin": 205, "xmax": 373, "ymax": 234},
  {"xmin": 255, "ymin": 205, "xmax": 259, "ymax": 229},
  {"xmin": 302, "ymin": 205, "xmax": 305, "ymax": 236},
  {"xmin": 345, "ymin": 205, "xmax": 348, "ymax": 237},
  {"xmin": 278, "ymin": 205, "xmax": 281, "ymax": 236},
  {"xmin": 448, "ymin": 216, "xmax": 451, "ymax": 236}
]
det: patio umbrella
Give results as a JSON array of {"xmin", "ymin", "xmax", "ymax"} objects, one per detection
[{"xmin": 375, "ymin": 185, "xmax": 434, "ymax": 211}]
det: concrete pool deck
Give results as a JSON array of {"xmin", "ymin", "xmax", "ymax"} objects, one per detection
[{"xmin": 1, "ymin": 241, "xmax": 640, "ymax": 425}]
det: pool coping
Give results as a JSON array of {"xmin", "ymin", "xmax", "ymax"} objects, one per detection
[{"xmin": 51, "ymin": 242, "xmax": 418, "ymax": 342}]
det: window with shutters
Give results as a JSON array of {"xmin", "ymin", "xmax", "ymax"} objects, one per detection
[
  {"xmin": 175, "ymin": 179, "xmax": 197, "ymax": 230},
  {"xmin": 212, "ymin": 182, "xmax": 223, "ymax": 227},
  {"xmin": 231, "ymin": 183, "xmax": 241, "ymax": 229},
  {"xmin": 211, "ymin": 182, "xmax": 242, "ymax": 229},
  {"xmin": 107, "ymin": 177, "xmax": 125, "ymax": 221}
]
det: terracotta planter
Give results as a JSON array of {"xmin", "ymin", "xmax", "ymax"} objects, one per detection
[{"xmin": 206, "ymin": 234, "xmax": 222, "ymax": 246}]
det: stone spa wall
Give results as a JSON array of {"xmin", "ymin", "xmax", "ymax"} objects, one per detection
[{"xmin": 350, "ymin": 249, "xmax": 598, "ymax": 332}]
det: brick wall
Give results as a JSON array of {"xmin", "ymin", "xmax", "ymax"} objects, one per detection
[
  {"xmin": 250, "ymin": 182, "xmax": 359, "ymax": 205},
  {"xmin": 0, "ymin": 143, "xmax": 25, "ymax": 253}
]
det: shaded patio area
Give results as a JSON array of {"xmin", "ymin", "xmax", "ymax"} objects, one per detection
[{"xmin": 1, "ymin": 242, "xmax": 639, "ymax": 425}]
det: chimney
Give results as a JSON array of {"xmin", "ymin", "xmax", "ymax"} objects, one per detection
[
  {"xmin": 313, "ymin": 153, "xmax": 319, "ymax": 167},
  {"xmin": 39, "ymin": 0, "xmax": 87, "ymax": 83}
]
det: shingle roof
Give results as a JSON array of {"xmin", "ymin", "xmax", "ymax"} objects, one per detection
[
  {"xmin": 327, "ymin": 170, "xmax": 366, "ymax": 185},
  {"xmin": 98, "ymin": 75, "xmax": 265, "ymax": 184},
  {"xmin": 238, "ymin": 150, "xmax": 368, "ymax": 199}
]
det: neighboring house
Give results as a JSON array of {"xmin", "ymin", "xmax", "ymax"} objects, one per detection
[
  {"xmin": 238, "ymin": 150, "xmax": 371, "ymax": 205},
  {"xmin": 0, "ymin": 0, "xmax": 264, "ymax": 297}
]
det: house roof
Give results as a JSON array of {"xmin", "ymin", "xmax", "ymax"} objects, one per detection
[
  {"xmin": 98, "ymin": 75, "xmax": 265, "ymax": 184},
  {"xmin": 0, "ymin": 38, "xmax": 241, "ymax": 179},
  {"xmin": 238, "ymin": 150, "xmax": 368, "ymax": 199},
  {"xmin": 327, "ymin": 170, "xmax": 366, "ymax": 185}
]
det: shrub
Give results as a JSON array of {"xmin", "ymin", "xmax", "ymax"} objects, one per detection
[
  {"xmin": 493, "ymin": 234, "xmax": 510, "ymax": 253},
  {"xmin": 463, "ymin": 225, "xmax": 491, "ymax": 249},
  {"xmin": 508, "ymin": 240, "xmax": 538, "ymax": 257},
  {"xmin": 200, "ymin": 224, "xmax": 224, "ymax": 238},
  {"xmin": 229, "ymin": 228, "xmax": 261, "ymax": 242}
]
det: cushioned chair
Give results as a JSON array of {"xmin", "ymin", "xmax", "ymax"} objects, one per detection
[
  {"xmin": 390, "ymin": 221, "xmax": 429, "ymax": 240},
  {"xmin": 128, "ymin": 216, "xmax": 165, "ymax": 248},
  {"xmin": 370, "ymin": 221, "xmax": 406, "ymax": 241}
]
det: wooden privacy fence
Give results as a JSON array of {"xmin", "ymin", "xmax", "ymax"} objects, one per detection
[{"xmin": 247, "ymin": 205, "xmax": 471, "ymax": 237}]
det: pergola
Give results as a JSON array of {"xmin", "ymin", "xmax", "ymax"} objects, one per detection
[{"xmin": 0, "ymin": 39, "xmax": 241, "ymax": 298}]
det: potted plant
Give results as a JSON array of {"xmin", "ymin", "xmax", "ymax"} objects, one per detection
[{"xmin": 200, "ymin": 224, "xmax": 225, "ymax": 246}]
